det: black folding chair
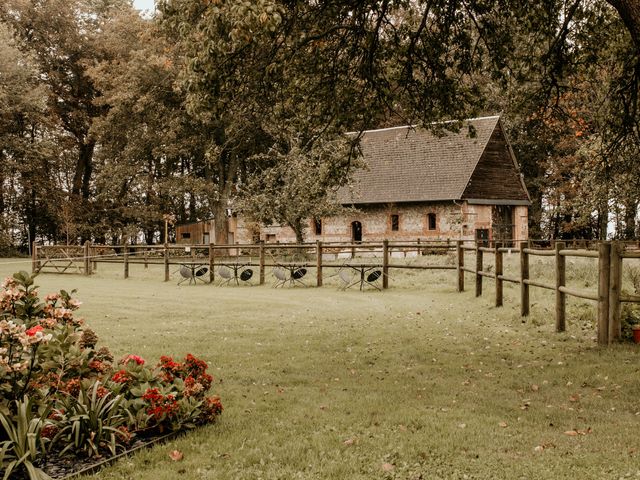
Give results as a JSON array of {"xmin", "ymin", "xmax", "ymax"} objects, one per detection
[
  {"xmin": 365, "ymin": 270, "xmax": 382, "ymax": 291},
  {"xmin": 292, "ymin": 267, "xmax": 307, "ymax": 287},
  {"xmin": 240, "ymin": 268, "xmax": 253, "ymax": 284}
]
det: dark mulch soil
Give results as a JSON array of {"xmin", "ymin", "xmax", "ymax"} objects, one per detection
[{"xmin": 39, "ymin": 432, "xmax": 177, "ymax": 479}]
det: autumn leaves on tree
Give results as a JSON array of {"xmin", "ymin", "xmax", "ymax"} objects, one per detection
[{"xmin": 0, "ymin": 0, "xmax": 639, "ymax": 246}]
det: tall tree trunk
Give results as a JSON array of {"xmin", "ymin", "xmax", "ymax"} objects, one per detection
[
  {"xmin": 598, "ymin": 202, "xmax": 609, "ymax": 240},
  {"xmin": 291, "ymin": 219, "xmax": 305, "ymax": 244},
  {"xmin": 608, "ymin": 0, "xmax": 640, "ymax": 52},
  {"xmin": 214, "ymin": 201, "xmax": 229, "ymax": 244},
  {"xmin": 71, "ymin": 141, "xmax": 95, "ymax": 198},
  {"xmin": 0, "ymin": 153, "xmax": 5, "ymax": 218},
  {"xmin": 624, "ymin": 198, "xmax": 638, "ymax": 239},
  {"xmin": 81, "ymin": 141, "xmax": 95, "ymax": 200}
]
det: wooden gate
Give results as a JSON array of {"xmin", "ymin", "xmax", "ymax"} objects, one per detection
[{"xmin": 32, "ymin": 244, "xmax": 88, "ymax": 274}]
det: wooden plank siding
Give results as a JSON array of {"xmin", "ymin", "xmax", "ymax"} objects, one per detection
[
  {"xmin": 461, "ymin": 122, "xmax": 529, "ymax": 202},
  {"xmin": 175, "ymin": 221, "xmax": 211, "ymax": 244}
]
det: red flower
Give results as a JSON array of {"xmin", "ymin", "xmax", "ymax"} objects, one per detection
[
  {"xmin": 96, "ymin": 386, "xmax": 109, "ymax": 398},
  {"xmin": 26, "ymin": 325, "xmax": 44, "ymax": 336},
  {"xmin": 88, "ymin": 360, "xmax": 108, "ymax": 373},
  {"xmin": 64, "ymin": 378, "xmax": 81, "ymax": 396},
  {"xmin": 111, "ymin": 369, "xmax": 130, "ymax": 383},
  {"xmin": 40, "ymin": 424, "xmax": 59, "ymax": 439},
  {"xmin": 158, "ymin": 355, "xmax": 183, "ymax": 382},
  {"xmin": 142, "ymin": 387, "xmax": 162, "ymax": 402},
  {"xmin": 117, "ymin": 426, "xmax": 132, "ymax": 444},
  {"xmin": 122, "ymin": 354, "xmax": 145, "ymax": 365},
  {"xmin": 202, "ymin": 395, "xmax": 223, "ymax": 421},
  {"xmin": 143, "ymin": 388, "xmax": 179, "ymax": 420}
]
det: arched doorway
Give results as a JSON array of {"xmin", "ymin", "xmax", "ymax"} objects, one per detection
[{"xmin": 351, "ymin": 221, "xmax": 362, "ymax": 243}]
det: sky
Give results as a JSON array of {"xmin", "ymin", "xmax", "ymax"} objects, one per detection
[{"xmin": 133, "ymin": 0, "xmax": 155, "ymax": 12}]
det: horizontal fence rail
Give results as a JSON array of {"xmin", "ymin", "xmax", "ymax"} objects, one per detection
[{"xmin": 31, "ymin": 238, "xmax": 640, "ymax": 346}]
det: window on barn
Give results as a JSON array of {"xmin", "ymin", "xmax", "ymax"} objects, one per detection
[
  {"xmin": 427, "ymin": 213, "xmax": 437, "ymax": 230},
  {"xmin": 314, "ymin": 218, "xmax": 322, "ymax": 235},
  {"xmin": 181, "ymin": 232, "xmax": 191, "ymax": 239},
  {"xmin": 391, "ymin": 214, "xmax": 399, "ymax": 231}
]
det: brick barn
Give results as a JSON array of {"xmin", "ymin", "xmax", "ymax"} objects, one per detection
[{"xmin": 176, "ymin": 115, "xmax": 530, "ymax": 245}]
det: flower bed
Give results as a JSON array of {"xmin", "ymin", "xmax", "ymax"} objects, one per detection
[{"xmin": 0, "ymin": 272, "xmax": 222, "ymax": 480}]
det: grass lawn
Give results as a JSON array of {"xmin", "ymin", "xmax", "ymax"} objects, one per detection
[{"xmin": 1, "ymin": 256, "xmax": 639, "ymax": 479}]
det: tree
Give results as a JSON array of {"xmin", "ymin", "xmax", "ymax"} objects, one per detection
[
  {"xmin": 0, "ymin": 23, "xmax": 63, "ymax": 248},
  {"xmin": 236, "ymin": 133, "xmax": 362, "ymax": 243},
  {"xmin": 1, "ymin": 0, "xmax": 133, "ymax": 240},
  {"xmin": 89, "ymin": 9, "xmax": 216, "ymax": 244}
]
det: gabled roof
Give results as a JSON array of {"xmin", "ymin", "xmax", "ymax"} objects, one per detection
[{"xmin": 337, "ymin": 115, "xmax": 529, "ymax": 205}]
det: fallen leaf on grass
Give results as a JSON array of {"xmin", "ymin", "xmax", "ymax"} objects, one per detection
[
  {"xmin": 569, "ymin": 394, "xmax": 580, "ymax": 402},
  {"xmin": 499, "ymin": 421, "xmax": 508, "ymax": 428},
  {"xmin": 530, "ymin": 384, "xmax": 539, "ymax": 392},
  {"xmin": 381, "ymin": 463, "xmax": 395, "ymax": 472},
  {"xmin": 564, "ymin": 428, "xmax": 592, "ymax": 436},
  {"xmin": 169, "ymin": 450, "xmax": 183, "ymax": 461},
  {"xmin": 343, "ymin": 437, "xmax": 358, "ymax": 446},
  {"xmin": 534, "ymin": 442, "xmax": 556, "ymax": 452}
]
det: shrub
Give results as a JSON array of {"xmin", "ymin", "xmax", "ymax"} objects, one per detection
[{"xmin": 0, "ymin": 272, "xmax": 223, "ymax": 479}]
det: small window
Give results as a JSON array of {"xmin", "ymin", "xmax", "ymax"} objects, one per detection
[
  {"xmin": 391, "ymin": 214, "xmax": 399, "ymax": 231},
  {"xmin": 314, "ymin": 218, "xmax": 322, "ymax": 235},
  {"xmin": 427, "ymin": 213, "xmax": 437, "ymax": 231},
  {"xmin": 181, "ymin": 232, "xmax": 191, "ymax": 239}
]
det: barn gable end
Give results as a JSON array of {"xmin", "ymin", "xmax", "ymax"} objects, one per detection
[{"xmin": 461, "ymin": 119, "xmax": 530, "ymax": 204}]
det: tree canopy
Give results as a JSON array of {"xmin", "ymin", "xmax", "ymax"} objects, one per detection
[{"xmin": 0, "ymin": 0, "xmax": 638, "ymax": 247}]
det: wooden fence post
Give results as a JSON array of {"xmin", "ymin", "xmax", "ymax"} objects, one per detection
[
  {"xmin": 608, "ymin": 241, "xmax": 622, "ymax": 343},
  {"xmin": 31, "ymin": 241, "xmax": 38, "ymax": 273},
  {"xmin": 123, "ymin": 243, "xmax": 129, "ymax": 279},
  {"xmin": 495, "ymin": 242, "xmax": 503, "ymax": 307},
  {"xmin": 555, "ymin": 241, "xmax": 566, "ymax": 332},
  {"xmin": 520, "ymin": 241, "xmax": 529, "ymax": 317},
  {"xmin": 382, "ymin": 239, "xmax": 389, "ymax": 289},
  {"xmin": 90, "ymin": 245, "xmax": 96, "ymax": 272},
  {"xmin": 164, "ymin": 244, "xmax": 170, "ymax": 282},
  {"xmin": 316, "ymin": 240, "xmax": 323, "ymax": 287},
  {"xmin": 597, "ymin": 241, "xmax": 611, "ymax": 345},
  {"xmin": 209, "ymin": 243, "xmax": 215, "ymax": 284},
  {"xmin": 475, "ymin": 242, "xmax": 483, "ymax": 297},
  {"xmin": 143, "ymin": 249, "xmax": 148, "ymax": 269},
  {"xmin": 259, "ymin": 242, "xmax": 265, "ymax": 285},
  {"xmin": 83, "ymin": 241, "xmax": 91, "ymax": 276},
  {"xmin": 456, "ymin": 240, "xmax": 464, "ymax": 292}
]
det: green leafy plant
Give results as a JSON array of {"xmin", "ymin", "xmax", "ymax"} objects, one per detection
[
  {"xmin": 0, "ymin": 271, "xmax": 222, "ymax": 472},
  {"xmin": 51, "ymin": 381, "xmax": 130, "ymax": 458},
  {"xmin": 0, "ymin": 396, "xmax": 51, "ymax": 480}
]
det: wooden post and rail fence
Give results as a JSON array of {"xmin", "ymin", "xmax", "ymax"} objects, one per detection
[{"xmin": 30, "ymin": 239, "xmax": 640, "ymax": 345}]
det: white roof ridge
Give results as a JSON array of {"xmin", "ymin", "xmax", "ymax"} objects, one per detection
[{"xmin": 345, "ymin": 115, "xmax": 501, "ymax": 136}]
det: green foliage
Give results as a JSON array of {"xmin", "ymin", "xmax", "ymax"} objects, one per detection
[
  {"xmin": 0, "ymin": 272, "xmax": 223, "ymax": 475},
  {"xmin": 620, "ymin": 304, "xmax": 640, "ymax": 340},
  {"xmin": 236, "ymin": 133, "xmax": 362, "ymax": 243},
  {"xmin": 51, "ymin": 381, "xmax": 129, "ymax": 458},
  {"xmin": 0, "ymin": 397, "xmax": 51, "ymax": 480}
]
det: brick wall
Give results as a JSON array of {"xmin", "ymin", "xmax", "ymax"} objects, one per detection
[{"xmin": 189, "ymin": 200, "xmax": 529, "ymax": 244}]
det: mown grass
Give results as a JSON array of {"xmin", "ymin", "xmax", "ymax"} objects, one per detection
[{"xmin": 1, "ymin": 255, "xmax": 639, "ymax": 479}]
